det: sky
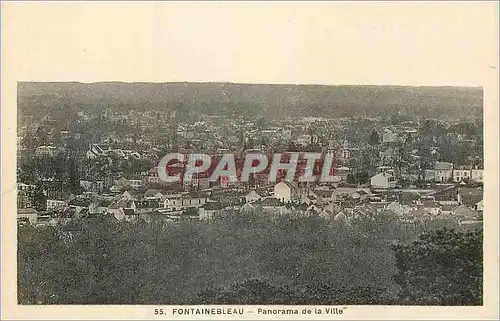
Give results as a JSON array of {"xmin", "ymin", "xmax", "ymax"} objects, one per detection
[{"xmin": 2, "ymin": 1, "xmax": 498, "ymax": 86}]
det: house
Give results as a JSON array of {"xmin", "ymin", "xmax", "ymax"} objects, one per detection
[
  {"xmin": 107, "ymin": 201, "xmax": 125, "ymax": 221},
  {"xmin": 431, "ymin": 185, "xmax": 459, "ymax": 205},
  {"xmin": 258, "ymin": 198, "xmax": 286, "ymax": 214},
  {"xmin": 299, "ymin": 194, "xmax": 316, "ymax": 205},
  {"xmin": 470, "ymin": 168, "xmax": 484, "ymax": 183},
  {"xmin": 17, "ymin": 208, "xmax": 38, "ymax": 225},
  {"xmin": 434, "ymin": 162, "xmax": 454, "ymax": 182},
  {"xmin": 68, "ymin": 197, "xmax": 91, "ymax": 216},
  {"xmin": 17, "ymin": 189, "xmax": 33, "ymax": 209},
  {"xmin": 453, "ymin": 166, "xmax": 472, "ymax": 182},
  {"xmin": 314, "ymin": 189, "xmax": 336, "ymax": 203},
  {"xmin": 382, "ymin": 128, "xmax": 397, "ymax": 143},
  {"xmin": 86, "ymin": 144, "xmax": 108, "ymax": 159},
  {"xmin": 457, "ymin": 188, "xmax": 483, "ymax": 209},
  {"xmin": 46, "ymin": 199, "xmax": 67, "ymax": 210},
  {"xmin": 475, "ymin": 199, "xmax": 483, "ymax": 212},
  {"xmin": 36, "ymin": 215, "xmax": 58, "ymax": 227},
  {"xmin": 144, "ymin": 189, "xmax": 164, "ymax": 201},
  {"xmin": 121, "ymin": 190, "xmax": 139, "ymax": 201},
  {"xmin": 319, "ymin": 209, "xmax": 335, "ymax": 220},
  {"xmin": 17, "ymin": 183, "xmax": 36, "ymax": 208},
  {"xmin": 245, "ymin": 190, "xmax": 262, "ymax": 203},
  {"xmin": 129, "ymin": 179, "xmax": 143, "ymax": 189},
  {"xmin": 164, "ymin": 192, "xmax": 207, "ymax": 211},
  {"xmin": 355, "ymin": 189, "xmax": 369, "ymax": 201},
  {"xmin": 35, "ymin": 145, "xmax": 60, "ymax": 157},
  {"xmin": 198, "ymin": 202, "xmax": 227, "ymax": 220},
  {"xmin": 306, "ymin": 204, "xmax": 322, "ymax": 216},
  {"xmin": 147, "ymin": 167, "xmax": 161, "ymax": 184},
  {"xmin": 334, "ymin": 167, "xmax": 350, "ymax": 181},
  {"xmin": 97, "ymin": 199, "xmax": 113, "ymax": 214},
  {"xmin": 187, "ymin": 176, "xmax": 210, "ymax": 190},
  {"xmin": 115, "ymin": 177, "xmax": 131, "ymax": 189},
  {"xmin": 122, "ymin": 208, "xmax": 138, "ymax": 222},
  {"xmin": 18, "ymin": 183, "xmax": 36, "ymax": 192},
  {"xmin": 135, "ymin": 200, "xmax": 160, "ymax": 214},
  {"xmin": 121, "ymin": 200, "xmax": 137, "ymax": 212},
  {"xmin": 80, "ymin": 180, "xmax": 104, "ymax": 193},
  {"xmin": 370, "ymin": 172, "xmax": 396, "ymax": 189},
  {"xmin": 273, "ymin": 181, "xmax": 299, "ymax": 202},
  {"xmin": 17, "ymin": 183, "xmax": 36, "ymax": 209}
]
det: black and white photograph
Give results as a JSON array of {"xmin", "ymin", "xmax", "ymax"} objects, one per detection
[{"xmin": 2, "ymin": 1, "xmax": 499, "ymax": 320}]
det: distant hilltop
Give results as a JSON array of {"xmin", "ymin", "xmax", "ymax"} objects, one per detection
[{"xmin": 18, "ymin": 82, "xmax": 483, "ymax": 121}]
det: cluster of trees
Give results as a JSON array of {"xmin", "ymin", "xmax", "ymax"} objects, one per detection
[{"xmin": 18, "ymin": 211, "xmax": 482, "ymax": 305}]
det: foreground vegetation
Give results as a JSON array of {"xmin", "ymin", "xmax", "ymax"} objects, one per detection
[{"xmin": 17, "ymin": 211, "xmax": 482, "ymax": 305}]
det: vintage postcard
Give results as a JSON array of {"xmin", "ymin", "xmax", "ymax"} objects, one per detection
[{"xmin": 1, "ymin": 1, "xmax": 499, "ymax": 320}]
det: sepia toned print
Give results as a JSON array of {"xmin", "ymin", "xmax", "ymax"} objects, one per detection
[
  {"xmin": 2, "ymin": 1, "xmax": 499, "ymax": 320},
  {"xmin": 16, "ymin": 82, "xmax": 484, "ymax": 306}
]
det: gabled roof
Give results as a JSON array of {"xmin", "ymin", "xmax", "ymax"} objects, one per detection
[
  {"xmin": 275, "ymin": 181, "xmax": 298, "ymax": 191},
  {"xmin": 17, "ymin": 208, "xmax": 38, "ymax": 215},
  {"xmin": 260, "ymin": 198, "xmax": 284, "ymax": 207},
  {"xmin": 435, "ymin": 162, "xmax": 453, "ymax": 170},
  {"xmin": 240, "ymin": 202, "xmax": 255, "ymax": 212},
  {"xmin": 68, "ymin": 198, "xmax": 90, "ymax": 207},
  {"xmin": 144, "ymin": 189, "xmax": 162, "ymax": 197},
  {"xmin": 314, "ymin": 190, "xmax": 334, "ymax": 198},
  {"xmin": 458, "ymin": 188, "xmax": 483, "ymax": 207},
  {"xmin": 334, "ymin": 212, "xmax": 347, "ymax": 221}
]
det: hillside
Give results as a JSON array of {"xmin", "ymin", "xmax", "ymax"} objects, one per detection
[{"xmin": 17, "ymin": 82, "xmax": 483, "ymax": 121}]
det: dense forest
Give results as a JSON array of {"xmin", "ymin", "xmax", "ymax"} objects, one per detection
[
  {"xmin": 18, "ymin": 82, "xmax": 483, "ymax": 121},
  {"xmin": 18, "ymin": 211, "xmax": 483, "ymax": 305}
]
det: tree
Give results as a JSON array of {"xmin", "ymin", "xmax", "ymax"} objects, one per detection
[
  {"xmin": 392, "ymin": 228, "xmax": 482, "ymax": 305},
  {"xmin": 368, "ymin": 130, "xmax": 381, "ymax": 146},
  {"xmin": 66, "ymin": 157, "xmax": 82, "ymax": 194},
  {"xmin": 256, "ymin": 116, "xmax": 266, "ymax": 129},
  {"xmin": 32, "ymin": 185, "xmax": 47, "ymax": 211}
]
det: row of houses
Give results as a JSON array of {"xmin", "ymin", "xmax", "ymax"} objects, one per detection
[
  {"xmin": 19, "ymin": 176, "xmax": 483, "ymax": 227},
  {"xmin": 425, "ymin": 162, "xmax": 483, "ymax": 183},
  {"xmin": 19, "ymin": 187, "xmax": 482, "ymax": 228},
  {"xmin": 370, "ymin": 162, "xmax": 484, "ymax": 189}
]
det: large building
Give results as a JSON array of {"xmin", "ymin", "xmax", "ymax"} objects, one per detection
[
  {"xmin": 425, "ymin": 162, "xmax": 454, "ymax": 182},
  {"xmin": 370, "ymin": 172, "xmax": 396, "ymax": 189}
]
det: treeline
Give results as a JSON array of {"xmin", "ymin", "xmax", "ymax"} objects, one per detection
[
  {"xmin": 17, "ymin": 211, "xmax": 482, "ymax": 305},
  {"xmin": 18, "ymin": 82, "xmax": 483, "ymax": 121}
]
